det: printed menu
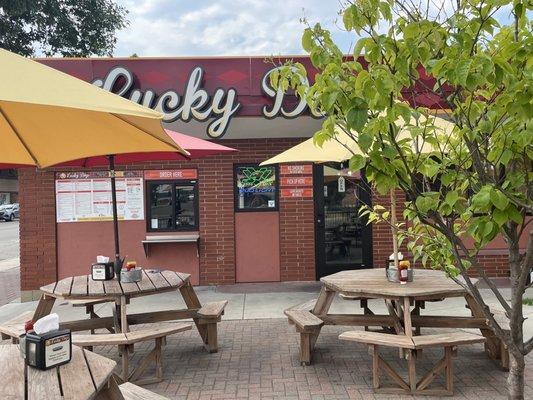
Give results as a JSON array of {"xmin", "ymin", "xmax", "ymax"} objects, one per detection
[{"xmin": 55, "ymin": 171, "xmax": 144, "ymax": 223}]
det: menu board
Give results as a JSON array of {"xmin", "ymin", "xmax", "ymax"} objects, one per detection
[{"xmin": 55, "ymin": 171, "xmax": 144, "ymax": 223}]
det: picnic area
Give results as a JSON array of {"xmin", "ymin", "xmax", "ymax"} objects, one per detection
[{"xmin": 1, "ymin": 275, "xmax": 532, "ymax": 399}]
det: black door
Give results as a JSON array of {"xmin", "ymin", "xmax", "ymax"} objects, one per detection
[{"xmin": 315, "ymin": 164, "xmax": 373, "ymax": 279}]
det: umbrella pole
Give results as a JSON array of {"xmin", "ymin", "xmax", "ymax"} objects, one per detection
[{"xmin": 108, "ymin": 155, "xmax": 122, "ymax": 279}]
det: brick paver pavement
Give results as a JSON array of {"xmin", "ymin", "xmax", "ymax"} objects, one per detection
[{"xmin": 89, "ymin": 319, "xmax": 533, "ymax": 399}]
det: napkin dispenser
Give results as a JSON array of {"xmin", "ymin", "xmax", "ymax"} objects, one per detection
[
  {"xmin": 25, "ymin": 329, "xmax": 72, "ymax": 370},
  {"xmin": 91, "ymin": 262, "xmax": 115, "ymax": 281}
]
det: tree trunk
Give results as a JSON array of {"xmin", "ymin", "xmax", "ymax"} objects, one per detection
[{"xmin": 507, "ymin": 350, "xmax": 525, "ymax": 400}]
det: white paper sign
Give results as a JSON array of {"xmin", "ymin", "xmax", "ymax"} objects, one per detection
[
  {"xmin": 338, "ymin": 176, "xmax": 346, "ymax": 193},
  {"xmin": 56, "ymin": 172, "xmax": 144, "ymax": 223}
]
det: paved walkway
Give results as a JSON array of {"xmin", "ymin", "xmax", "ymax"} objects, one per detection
[
  {"xmin": 1, "ymin": 282, "xmax": 532, "ymax": 399},
  {"xmin": 87, "ymin": 320, "xmax": 533, "ymax": 399}
]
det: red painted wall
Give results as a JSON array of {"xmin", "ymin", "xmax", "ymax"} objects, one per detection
[
  {"xmin": 235, "ymin": 213, "xmax": 280, "ymax": 282},
  {"xmin": 56, "ymin": 220, "xmax": 200, "ymax": 284}
]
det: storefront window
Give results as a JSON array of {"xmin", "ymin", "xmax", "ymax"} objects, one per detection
[
  {"xmin": 147, "ymin": 180, "xmax": 198, "ymax": 231},
  {"xmin": 234, "ymin": 165, "xmax": 278, "ymax": 211}
]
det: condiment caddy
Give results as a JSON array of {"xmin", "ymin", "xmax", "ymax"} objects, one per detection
[
  {"xmin": 120, "ymin": 261, "xmax": 143, "ymax": 283},
  {"xmin": 90, "ymin": 256, "xmax": 143, "ymax": 283},
  {"xmin": 385, "ymin": 252, "xmax": 414, "ymax": 283}
]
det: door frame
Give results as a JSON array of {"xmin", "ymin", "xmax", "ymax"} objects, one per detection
[{"xmin": 314, "ymin": 164, "xmax": 373, "ymax": 280}]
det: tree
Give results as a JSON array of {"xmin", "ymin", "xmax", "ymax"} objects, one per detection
[
  {"xmin": 272, "ymin": 1, "xmax": 532, "ymax": 398},
  {"xmin": 0, "ymin": 0, "xmax": 128, "ymax": 56}
]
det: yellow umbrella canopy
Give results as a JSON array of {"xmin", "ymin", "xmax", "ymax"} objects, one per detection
[
  {"xmin": 0, "ymin": 48, "xmax": 187, "ymax": 168},
  {"xmin": 261, "ymin": 113, "xmax": 453, "ymax": 166},
  {"xmin": 0, "ymin": 48, "xmax": 190, "ymax": 275}
]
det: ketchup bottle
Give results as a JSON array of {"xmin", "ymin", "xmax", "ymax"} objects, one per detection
[
  {"xmin": 24, "ymin": 320, "xmax": 34, "ymax": 333},
  {"xmin": 399, "ymin": 260, "xmax": 410, "ymax": 284}
]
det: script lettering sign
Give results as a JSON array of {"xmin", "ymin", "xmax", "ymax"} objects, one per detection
[{"xmin": 92, "ymin": 65, "xmax": 318, "ymax": 139}]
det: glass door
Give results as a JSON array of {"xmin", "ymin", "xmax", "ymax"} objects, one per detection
[{"xmin": 315, "ymin": 164, "xmax": 372, "ymax": 279}]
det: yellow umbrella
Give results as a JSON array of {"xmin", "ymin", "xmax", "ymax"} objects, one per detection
[
  {"xmin": 261, "ymin": 113, "xmax": 453, "ymax": 269},
  {"xmin": 0, "ymin": 48, "xmax": 187, "ymax": 168},
  {"xmin": 0, "ymin": 48, "xmax": 189, "ymax": 276},
  {"xmin": 261, "ymin": 114, "xmax": 452, "ymax": 166}
]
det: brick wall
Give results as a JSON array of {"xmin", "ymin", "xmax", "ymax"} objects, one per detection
[
  {"xmin": 19, "ymin": 168, "xmax": 57, "ymax": 296},
  {"xmin": 278, "ymin": 166, "xmax": 316, "ymax": 281},
  {"xmin": 472, "ymin": 253, "xmax": 510, "ymax": 278}
]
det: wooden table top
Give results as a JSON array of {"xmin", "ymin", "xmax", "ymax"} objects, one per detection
[
  {"xmin": 0, "ymin": 344, "xmax": 116, "ymax": 400},
  {"xmin": 321, "ymin": 268, "xmax": 469, "ymax": 299},
  {"xmin": 40, "ymin": 269, "xmax": 191, "ymax": 299}
]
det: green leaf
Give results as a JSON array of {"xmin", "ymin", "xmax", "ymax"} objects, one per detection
[
  {"xmin": 353, "ymin": 38, "xmax": 369, "ymax": 58},
  {"xmin": 347, "ymin": 107, "xmax": 368, "ymax": 132},
  {"xmin": 321, "ymin": 91, "xmax": 338, "ymax": 111},
  {"xmin": 492, "ymin": 208, "xmax": 508, "ymax": 226},
  {"xmin": 416, "ymin": 195, "xmax": 437, "ymax": 214},
  {"xmin": 445, "ymin": 191, "xmax": 459, "ymax": 207},
  {"xmin": 302, "ymin": 29, "xmax": 313, "ymax": 52},
  {"xmin": 508, "ymin": 206, "xmax": 523, "ymax": 224},
  {"xmin": 483, "ymin": 221, "xmax": 495, "ymax": 237},
  {"xmin": 358, "ymin": 133, "xmax": 373, "ymax": 152},
  {"xmin": 471, "ymin": 187, "xmax": 491, "ymax": 210},
  {"xmin": 349, "ymin": 154, "xmax": 366, "ymax": 171},
  {"xmin": 490, "ymin": 189, "xmax": 509, "ymax": 211},
  {"xmin": 455, "ymin": 59, "xmax": 473, "ymax": 86}
]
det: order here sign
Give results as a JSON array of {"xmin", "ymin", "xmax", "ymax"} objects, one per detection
[{"xmin": 144, "ymin": 169, "xmax": 198, "ymax": 180}]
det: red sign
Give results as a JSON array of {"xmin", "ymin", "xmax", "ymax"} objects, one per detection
[
  {"xmin": 280, "ymin": 165, "xmax": 313, "ymax": 175},
  {"xmin": 280, "ymin": 177, "xmax": 313, "ymax": 187},
  {"xmin": 281, "ymin": 188, "xmax": 313, "ymax": 198},
  {"xmin": 144, "ymin": 169, "xmax": 198, "ymax": 180}
]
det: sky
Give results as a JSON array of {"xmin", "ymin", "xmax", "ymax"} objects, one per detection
[
  {"xmin": 113, "ymin": 0, "xmax": 355, "ymax": 57},
  {"xmin": 112, "ymin": 0, "xmax": 519, "ymax": 58}
]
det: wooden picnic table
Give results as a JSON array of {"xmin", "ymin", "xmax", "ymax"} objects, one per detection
[
  {"xmin": 33, "ymin": 269, "xmax": 224, "ymax": 352},
  {"xmin": 288, "ymin": 268, "xmax": 507, "ymax": 367},
  {"xmin": 0, "ymin": 344, "xmax": 118, "ymax": 400}
]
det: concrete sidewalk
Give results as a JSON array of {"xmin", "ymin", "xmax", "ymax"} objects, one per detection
[
  {"xmin": 1, "ymin": 280, "xmax": 533, "ymax": 337},
  {"xmin": 0, "ymin": 258, "xmax": 19, "ymax": 307}
]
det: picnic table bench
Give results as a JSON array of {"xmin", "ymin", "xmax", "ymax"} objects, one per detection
[
  {"xmin": 73, "ymin": 322, "xmax": 192, "ymax": 385},
  {"xmin": 340, "ymin": 330, "xmax": 486, "ymax": 396},
  {"xmin": 119, "ymin": 382, "xmax": 170, "ymax": 399}
]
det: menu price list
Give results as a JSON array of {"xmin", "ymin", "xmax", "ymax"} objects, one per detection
[{"xmin": 55, "ymin": 171, "xmax": 144, "ymax": 223}]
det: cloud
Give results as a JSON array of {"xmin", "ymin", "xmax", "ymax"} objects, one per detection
[{"xmin": 113, "ymin": 0, "xmax": 355, "ymax": 57}]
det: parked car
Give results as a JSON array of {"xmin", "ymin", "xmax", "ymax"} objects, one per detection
[{"xmin": 0, "ymin": 203, "xmax": 19, "ymax": 221}]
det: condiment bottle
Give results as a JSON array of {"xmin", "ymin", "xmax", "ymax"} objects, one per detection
[
  {"xmin": 126, "ymin": 261, "xmax": 137, "ymax": 271},
  {"xmin": 399, "ymin": 260, "xmax": 410, "ymax": 284},
  {"xmin": 24, "ymin": 320, "xmax": 34, "ymax": 332},
  {"xmin": 20, "ymin": 320, "xmax": 34, "ymax": 359}
]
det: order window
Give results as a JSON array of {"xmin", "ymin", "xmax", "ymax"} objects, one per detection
[
  {"xmin": 234, "ymin": 164, "xmax": 278, "ymax": 211},
  {"xmin": 147, "ymin": 180, "xmax": 198, "ymax": 231}
]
